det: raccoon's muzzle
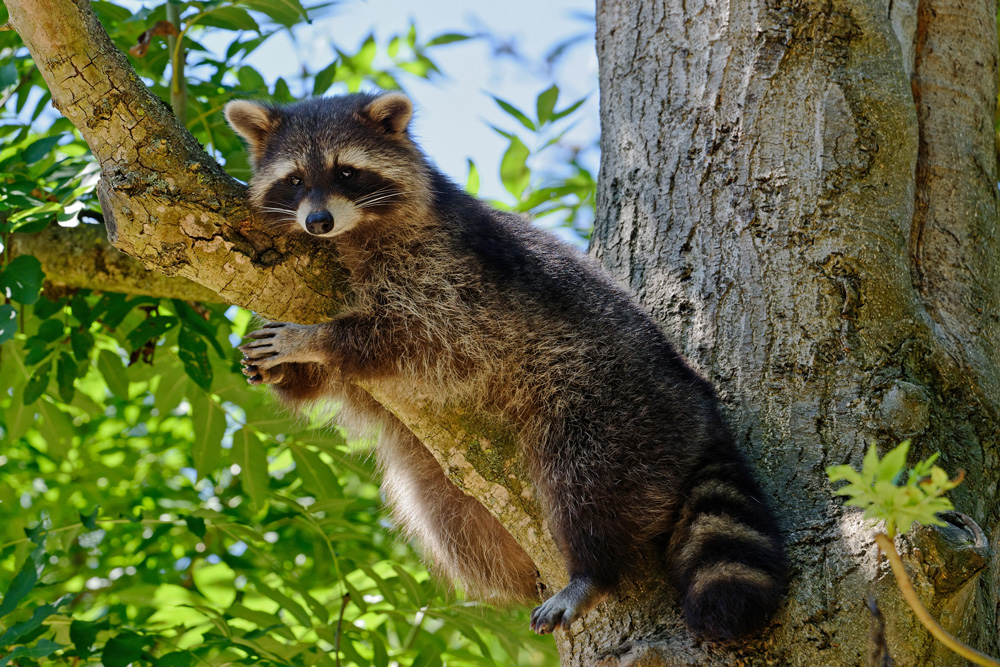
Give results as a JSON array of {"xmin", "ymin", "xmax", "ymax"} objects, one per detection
[{"xmin": 305, "ymin": 209, "xmax": 334, "ymax": 235}]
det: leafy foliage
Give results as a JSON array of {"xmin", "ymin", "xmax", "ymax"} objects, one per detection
[
  {"xmin": 488, "ymin": 86, "xmax": 595, "ymax": 238},
  {"xmin": 0, "ymin": 0, "xmax": 597, "ymax": 665},
  {"xmin": 826, "ymin": 441, "xmax": 963, "ymax": 538}
]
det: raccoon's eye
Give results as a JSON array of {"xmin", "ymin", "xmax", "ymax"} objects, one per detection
[
  {"xmin": 288, "ymin": 175, "xmax": 302, "ymax": 187},
  {"xmin": 337, "ymin": 167, "xmax": 355, "ymax": 180}
]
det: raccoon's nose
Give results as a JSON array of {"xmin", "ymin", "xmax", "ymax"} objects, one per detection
[{"xmin": 305, "ymin": 210, "xmax": 334, "ymax": 235}]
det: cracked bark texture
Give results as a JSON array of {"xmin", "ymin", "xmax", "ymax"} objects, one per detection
[
  {"xmin": 11, "ymin": 223, "xmax": 222, "ymax": 301},
  {"xmin": 591, "ymin": 0, "xmax": 1000, "ymax": 664}
]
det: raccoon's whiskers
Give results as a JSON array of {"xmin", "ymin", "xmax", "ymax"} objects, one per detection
[{"xmin": 356, "ymin": 190, "xmax": 417, "ymax": 208}]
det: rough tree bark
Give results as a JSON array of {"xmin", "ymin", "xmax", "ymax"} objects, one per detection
[
  {"xmin": 6, "ymin": 0, "xmax": 999, "ymax": 664},
  {"xmin": 591, "ymin": 0, "xmax": 1000, "ymax": 664}
]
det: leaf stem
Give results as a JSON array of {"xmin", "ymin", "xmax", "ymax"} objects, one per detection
[
  {"xmin": 165, "ymin": 1, "xmax": 186, "ymax": 124},
  {"xmin": 0, "ymin": 518, "xmax": 183, "ymax": 551},
  {"xmin": 334, "ymin": 592, "xmax": 349, "ymax": 667},
  {"xmin": 875, "ymin": 533, "xmax": 1000, "ymax": 667}
]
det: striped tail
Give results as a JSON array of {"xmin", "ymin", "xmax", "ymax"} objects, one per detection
[{"xmin": 668, "ymin": 451, "xmax": 786, "ymax": 641}]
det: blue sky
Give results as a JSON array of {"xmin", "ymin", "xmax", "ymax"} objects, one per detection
[{"xmin": 239, "ymin": 0, "xmax": 599, "ymax": 208}]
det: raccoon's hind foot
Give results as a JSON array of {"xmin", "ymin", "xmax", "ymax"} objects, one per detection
[
  {"xmin": 239, "ymin": 322, "xmax": 329, "ymax": 370},
  {"xmin": 529, "ymin": 575, "xmax": 608, "ymax": 634}
]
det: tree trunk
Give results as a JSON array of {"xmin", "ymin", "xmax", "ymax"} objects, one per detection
[
  {"xmin": 587, "ymin": 0, "xmax": 1000, "ymax": 664},
  {"xmin": 6, "ymin": 0, "xmax": 1000, "ymax": 664}
]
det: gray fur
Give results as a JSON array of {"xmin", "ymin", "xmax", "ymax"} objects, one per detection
[{"xmin": 227, "ymin": 92, "xmax": 786, "ymax": 639}]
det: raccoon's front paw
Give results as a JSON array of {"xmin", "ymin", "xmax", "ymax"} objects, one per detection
[
  {"xmin": 529, "ymin": 576, "xmax": 607, "ymax": 634},
  {"xmin": 239, "ymin": 322, "xmax": 326, "ymax": 371}
]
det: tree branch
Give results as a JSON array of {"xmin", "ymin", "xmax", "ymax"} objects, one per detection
[
  {"xmin": 5, "ymin": 0, "xmax": 564, "ymax": 585},
  {"xmin": 11, "ymin": 225, "xmax": 222, "ymax": 302}
]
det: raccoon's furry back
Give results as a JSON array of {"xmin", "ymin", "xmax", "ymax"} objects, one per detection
[{"xmin": 226, "ymin": 92, "xmax": 786, "ymax": 641}]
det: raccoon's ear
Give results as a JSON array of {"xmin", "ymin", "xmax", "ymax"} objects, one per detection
[
  {"xmin": 224, "ymin": 100, "xmax": 282, "ymax": 159},
  {"xmin": 362, "ymin": 93, "xmax": 413, "ymax": 136}
]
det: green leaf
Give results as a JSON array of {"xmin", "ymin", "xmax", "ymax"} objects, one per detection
[
  {"xmin": 56, "ymin": 351, "xmax": 76, "ymax": 402},
  {"xmin": 22, "ymin": 135, "xmax": 63, "ymax": 164},
  {"xmin": 36, "ymin": 318, "xmax": 64, "ymax": 342},
  {"xmin": 493, "ymin": 97, "xmax": 535, "ymax": 131},
  {"xmin": 551, "ymin": 95, "xmax": 587, "ymax": 122},
  {"xmin": 70, "ymin": 329, "xmax": 94, "ymax": 362},
  {"xmin": 153, "ymin": 651, "xmax": 194, "ymax": 667},
  {"xmin": 0, "ymin": 595, "xmax": 70, "ymax": 649},
  {"xmin": 241, "ymin": 0, "xmax": 310, "ymax": 28},
  {"xmin": 290, "ymin": 445, "xmax": 341, "ymax": 498},
  {"xmin": 825, "ymin": 464, "xmax": 862, "ymax": 485},
  {"xmin": 411, "ymin": 645, "xmax": 442, "ymax": 667},
  {"xmin": 32, "ymin": 296, "xmax": 66, "ymax": 319},
  {"xmin": 0, "ymin": 304, "xmax": 16, "ymax": 344},
  {"xmin": 184, "ymin": 515, "xmax": 206, "ymax": 538},
  {"xmin": 70, "ymin": 292, "xmax": 92, "ymax": 326},
  {"xmin": 34, "ymin": 399, "xmax": 72, "ymax": 457},
  {"xmin": 0, "ymin": 62, "xmax": 17, "ymax": 90},
  {"xmin": 190, "ymin": 391, "xmax": 226, "ymax": 476},
  {"xmin": 232, "ymin": 428, "xmax": 269, "ymax": 509},
  {"xmin": 96, "ymin": 349, "xmax": 130, "ymax": 400},
  {"xmin": 178, "ymin": 327, "xmax": 213, "ymax": 391},
  {"xmin": 1, "ymin": 255, "xmax": 45, "ymax": 305},
  {"xmin": 251, "ymin": 580, "xmax": 312, "ymax": 627},
  {"xmin": 355, "ymin": 34, "xmax": 377, "ymax": 70},
  {"xmin": 877, "ymin": 440, "xmax": 909, "ymax": 483},
  {"xmin": 313, "ymin": 60, "xmax": 338, "ymax": 96},
  {"xmin": 861, "ymin": 443, "xmax": 880, "ymax": 479},
  {"xmin": 197, "ymin": 6, "xmax": 259, "ymax": 32},
  {"xmin": 499, "ymin": 135, "xmax": 531, "ymax": 199},
  {"xmin": 371, "ymin": 633, "xmax": 389, "ymax": 667},
  {"xmin": 80, "ymin": 507, "xmax": 99, "ymax": 530},
  {"xmin": 237, "ymin": 66, "xmax": 267, "ymax": 93},
  {"xmin": 465, "ymin": 159, "xmax": 479, "ymax": 196},
  {"xmin": 0, "ymin": 540, "xmax": 45, "ymax": 619},
  {"xmin": 155, "ymin": 364, "xmax": 191, "ymax": 412},
  {"xmin": 24, "ymin": 360, "xmax": 51, "ymax": 404},
  {"xmin": 102, "ymin": 631, "xmax": 147, "ymax": 667},
  {"xmin": 357, "ymin": 564, "xmax": 397, "ymax": 606},
  {"xmin": 126, "ymin": 315, "xmax": 177, "ymax": 351},
  {"xmin": 273, "ymin": 77, "xmax": 293, "ymax": 103},
  {"xmin": 425, "ymin": 32, "xmax": 472, "ymax": 47},
  {"xmin": 70, "ymin": 619, "xmax": 108, "ymax": 657},
  {"xmin": 192, "ymin": 561, "xmax": 237, "ymax": 608},
  {"xmin": 535, "ymin": 85, "xmax": 559, "ymax": 125},
  {"xmin": 0, "ymin": 638, "xmax": 62, "ymax": 667},
  {"xmin": 342, "ymin": 578, "xmax": 366, "ymax": 613}
]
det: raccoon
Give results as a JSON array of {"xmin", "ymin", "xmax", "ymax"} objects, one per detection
[{"xmin": 224, "ymin": 92, "xmax": 786, "ymax": 640}]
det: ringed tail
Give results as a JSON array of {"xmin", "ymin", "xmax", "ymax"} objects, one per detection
[{"xmin": 669, "ymin": 451, "xmax": 786, "ymax": 640}]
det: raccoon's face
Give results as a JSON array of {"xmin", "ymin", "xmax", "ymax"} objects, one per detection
[{"xmin": 224, "ymin": 93, "xmax": 426, "ymax": 238}]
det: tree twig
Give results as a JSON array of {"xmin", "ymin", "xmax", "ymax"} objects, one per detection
[
  {"xmin": 165, "ymin": 2, "xmax": 187, "ymax": 124},
  {"xmin": 875, "ymin": 533, "xmax": 1000, "ymax": 667},
  {"xmin": 334, "ymin": 592, "xmax": 349, "ymax": 667}
]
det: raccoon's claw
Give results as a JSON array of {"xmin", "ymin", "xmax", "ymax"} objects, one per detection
[
  {"xmin": 240, "ymin": 358, "xmax": 283, "ymax": 385},
  {"xmin": 243, "ymin": 323, "xmax": 285, "ymax": 340},
  {"xmin": 529, "ymin": 576, "xmax": 606, "ymax": 635},
  {"xmin": 239, "ymin": 322, "xmax": 326, "ymax": 369},
  {"xmin": 239, "ymin": 328, "xmax": 284, "ymax": 369},
  {"xmin": 239, "ymin": 344, "xmax": 278, "ymax": 358}
]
